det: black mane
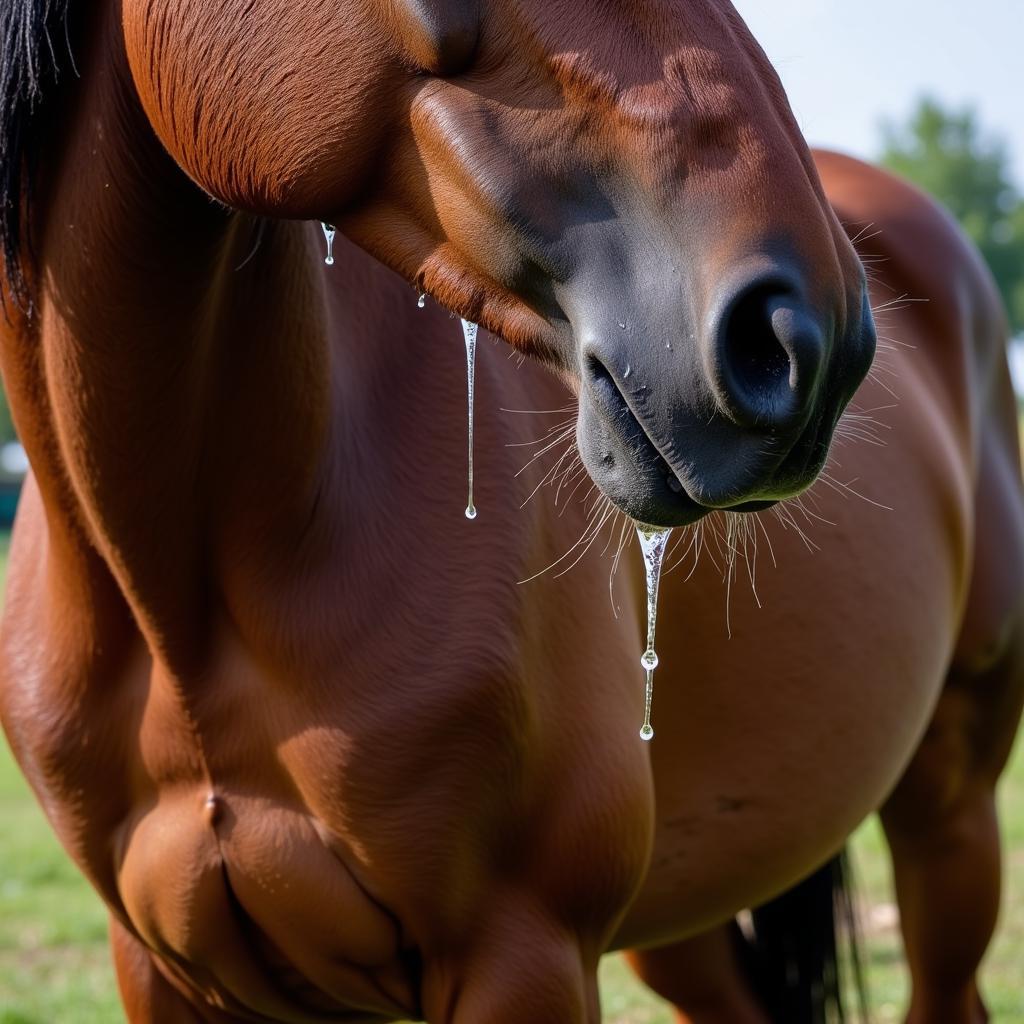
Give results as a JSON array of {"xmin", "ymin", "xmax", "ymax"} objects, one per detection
[{"xmin": 1, "ymin": 0, "xmax": 71, "ymax": 308}]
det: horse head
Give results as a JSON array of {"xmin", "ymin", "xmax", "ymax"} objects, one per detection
[{"xmin": 122, "ymin": 0, "xmax": 875, "ymax": 526}]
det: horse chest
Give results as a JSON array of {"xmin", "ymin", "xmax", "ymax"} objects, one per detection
[{"xmin": 4, "ymin": 545, "xmax": 653, "ymax": 1016}]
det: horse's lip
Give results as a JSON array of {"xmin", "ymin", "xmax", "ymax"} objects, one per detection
[
  {"xmin": 584, "ymin": 354, "xmax": 748, "ymax": 513},
  {"xmin": 584, "ymin": 355, "xmax": 691, "ymax": 485},
  {"xmin": 583, "ymin": 354, "xmax": 833, "ymax": 514}
]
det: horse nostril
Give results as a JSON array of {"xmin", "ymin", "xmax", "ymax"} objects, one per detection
[
  {"xmin": 713, "ymin": 277, "xmax": 825, "ymax": 430},
  {"xmin": 723, "ymin": 284, "xmax": 793, "ymax": 394}
]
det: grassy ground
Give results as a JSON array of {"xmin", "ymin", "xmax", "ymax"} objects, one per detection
[{"xmin": 1, "ymin": 535, "xmax": 1022, "ymax": 1022}]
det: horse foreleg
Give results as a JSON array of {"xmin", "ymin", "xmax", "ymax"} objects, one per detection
[
  {"xmin": 625, "ymin": 924, "xmax": 769, "ymax": 1024},
  {"xmin": 419, "ymin": 896, "xmax": 603, "ymax": 1024},
  {"xmin": 880, "ymin": 628, "xmax": 1024, "ymax": 1024},
  {"xmin": 109, "ymin": 917, "xmax": 234, "ymax": 1023}
]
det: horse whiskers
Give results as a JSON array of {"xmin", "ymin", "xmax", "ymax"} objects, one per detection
[
  {"xmin": 571, "ymin": 481, "xmax": 597, "ymax": 517},
  {"xmin": 585, "ymin": 486, "xmax": 611, "ymax": 520},
  {"xmin": 519, "ymin": 441, "xmax": 577, "ymax": 510},
  {"xmin": 866, "ymin": 368, "xmax": 900, "ymax": 401},
  {"xmin": 504, "ymin": 417, "xmax": 576, "ymax": 449},
  {"xmin": 871, "ymin": 293, "xmax": 927, "ymax": 315},
  {"xmin": 744, "ymin": 514, "xmax": 763, "ymax": 610},
  {"xmin": 500, "ymin": 405, "xmax": 576, "ymax": 416},
  {"xmin": 753, "ymin": 510, "xmax": 778, "ymax": 570},
  {"xmin": 875, "ymin": 331, "xmax": 917, "ymax": 351},
  {"xmin": 838, "ymin": 411, "xmax": 890, "ymax": 434},
  {"xmin": 848, "ymin": 402, "xmax": 899, "ymax": 416},
  {"xmin": 722, "ymin": 517, "xmax": 737, "ymax": 637},
  {"xmin": 557, "ymin": 466, "xmax": 591, "ymax": 515},
  {"xmin": 514, "ymin": 358, "xmax": 895, "ymax": 593},
  {"xmin": 833, "ymin": 425, "xmax": 887, "ymax": 449},
  {"xmin": 848, "ymin": 222, "xmax": 882, "ymax": 248},
  {"xmin": 817, "ymin": 471, "xmax": 894, "ymax": 512},
  {"xmin": 771, "ymin": 501, "xmax": 820, "ymax": 553},
  {"xmin": 607, "ymin": 515, "xmax": 633, "ymax": 616},
  {"xmin": 551, "ymin": 500, "xmax": 618, "ymax": 581},
  {"xmin": 868, "ymin": 357, "xmax": 901, "ymax": 380},
  {"xmin": 664, "ymin": 525, "xmax": 699, "ymax": 576},
  {"xmin": 513, "ymin": 426, "xmax": 575, "ymax": 479},
  {"xmin": 553, "ymin": 459, "xmax": 585, "ymax": 507},
  {"xmin": 790, "ymin": 492, "xmax": 836, "ymax": 528},
  {"xmin": 685, "ymin": 521, "xmax": 705, "ymax": 581},
  {"xmin": 518, "ymin": 492, "xmax": 610, "ymax": 584},
  {"xmin": 598, "ymin": 507, "xmax": 627, "ymax": 558}
]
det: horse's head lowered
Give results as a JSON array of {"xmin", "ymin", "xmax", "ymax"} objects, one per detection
[{"xmin": 122, "ymin": 0, "xmax": 875, "ymax": 526}]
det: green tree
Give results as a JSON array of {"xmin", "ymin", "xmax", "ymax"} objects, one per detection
[
  {"xmin": 880, "ymin": 97, "xmax": 1024, "ymax": 335},
  {"xmin": 0, "ymin": 386, "xmax": 14, "ymax": 446}
]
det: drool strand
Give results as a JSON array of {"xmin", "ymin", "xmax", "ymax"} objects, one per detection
[
  {"xmin": 320, "ymin": 223, "xmax": 336, "ymax": 266},
  {"xmin": 461, "ymin": 319, "xmax": 478, "ymax": 520},
  {"xmin": 636, "ymin": 525, "xmax": 672, "ymax": 741}
]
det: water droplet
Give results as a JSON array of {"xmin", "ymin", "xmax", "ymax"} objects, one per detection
[
  {"xmin": 203, "ymin": 793, "xmax": 223, "ymax": 827},
  {"xmin": 624, "ymin": 364, "xmax": 632, "ymax": 379},
  {"xmin": 667, "ymin": 476, "xmax": 683, "ymax": 494},
  {"xmin": 320, "ymin": 222, "xmax": 336, "ymax": 266},
  {"xmin": 417, "ymin": 292, "xmax": 426, "ymax": 308},
  {"xmin": 462, "ymin": 319, "xmax": 479, "ymax": 520},
  {"xmin": 636, "ymin": 525, "xmax": 672, "ymax": 741}
]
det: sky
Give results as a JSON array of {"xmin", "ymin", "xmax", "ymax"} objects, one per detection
[{"xmin": 732, "ymin": 0, "xmax": 1024, "ymax": 187}]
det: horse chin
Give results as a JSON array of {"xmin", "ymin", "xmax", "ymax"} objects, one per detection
[{"xmin": 574, "ymin": 381, "xmax": 840, "ymax": 530}]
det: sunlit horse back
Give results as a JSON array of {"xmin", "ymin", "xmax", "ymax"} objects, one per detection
[{"xmin": 1, "ymin": 1, "xmax": 1021, "ymax": 1022}]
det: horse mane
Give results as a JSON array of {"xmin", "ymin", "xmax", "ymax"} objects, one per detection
[{"xmin": 1, "ymin": 0, "xmax": 72, "ymax": 308}]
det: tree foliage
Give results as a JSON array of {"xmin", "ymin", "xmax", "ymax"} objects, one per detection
[{"xmin": 880, "ymin": 97, "xmax": 1024, "ymax": 334}]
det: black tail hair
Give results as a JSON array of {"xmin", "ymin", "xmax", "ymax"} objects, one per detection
[
  {"xmin": 1, "ymin": 0, "xmax": 73, "ymax": 309},
  {"xmin": 735, "ymin": 851, "xmax": 866, "ymax": 1023}
]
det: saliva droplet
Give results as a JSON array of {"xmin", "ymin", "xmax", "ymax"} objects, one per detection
[
  {"xmin": 417, "ymin": 292, "xmax": 426, "ymax": 308},
  {"xmin": 461, "ymin": 319, "xmax": 479, "ymax": 520},
  {"xmin": 635, "ymin": 525, "xmax": 672, "ymax": 742},
  {"xmin": 320, "ymin": 222, "xmax": 336, "ymax": 266}
]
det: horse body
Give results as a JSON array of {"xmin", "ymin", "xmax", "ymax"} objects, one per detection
[
  {"xmin": 2, "ymin": 232, "xmax": 651, "ymax": 1018},
  {"xmin": 1, "ymin": 1, "xmax": 1022, "ymax": 1022},
  {"xmin": 621, "ymin": 150, "xmax": 1020, "ymax": 944}
]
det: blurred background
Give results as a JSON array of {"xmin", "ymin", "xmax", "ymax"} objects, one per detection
[{"xmin": 1, "ymin": 1, "xmax": 1023, "ymax": 1021}]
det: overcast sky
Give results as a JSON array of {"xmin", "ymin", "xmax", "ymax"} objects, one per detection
[{"xmin": 732, "ymin": 0, "xmax": 1023, "ymax": 187}]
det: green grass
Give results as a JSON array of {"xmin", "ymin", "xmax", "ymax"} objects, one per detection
[{"xmin": 1, "ymin": 527, "xmax": 1022, "ymax": 1021}]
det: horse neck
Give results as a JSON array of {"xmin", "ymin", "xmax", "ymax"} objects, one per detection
[{"xmin": 3, "ymin": 6, "xmax": 427, "ymax": 668}]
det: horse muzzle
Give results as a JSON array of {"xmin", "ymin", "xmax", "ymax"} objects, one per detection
[{"xmin": 573, "ymin": 268, "xmax": 876, "ymax": 528}]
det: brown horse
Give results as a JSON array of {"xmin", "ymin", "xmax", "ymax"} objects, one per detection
[{"xmin": 1, "ymin": 1, "xmax": 1021, "ymax": 1022}]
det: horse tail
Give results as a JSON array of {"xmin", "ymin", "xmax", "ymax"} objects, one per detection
[{"xmin": 737, "ymin": 850, "xmax": 866, "ymax": 1023}]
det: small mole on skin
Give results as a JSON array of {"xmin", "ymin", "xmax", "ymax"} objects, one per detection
[{"xmin": 715, "ymin": 795, "xmax": 752, "ymax": 814}]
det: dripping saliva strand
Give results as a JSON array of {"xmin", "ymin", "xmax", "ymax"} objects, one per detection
[
  {"xmin": 320, "ymin": 222, "xmax": 336, "ymax": 266},
  {"xmin": 462, "ymin": 320, "xmax": 478, "ymax": 520},
  {"xmin": 636, "ymin": 525, "xmax": 672, "ymax": 742}
]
